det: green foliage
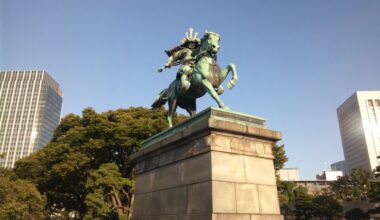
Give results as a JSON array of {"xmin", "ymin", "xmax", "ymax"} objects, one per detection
[
  {"xmin": 279, "ymin": 182, "xmax": 342, "ymax": 220},
  {"xmin": 278, "ymin": 182, "xmax": 311, "ymax": 219},
  {"xmin": 84, "ymin": 163, "xmax": 133, "ymax": 219},
  {"xmin": 273, "ymin": 143, "xmax": 342, "ymax": 219},
  {"xmin": 369, "ymin": 182, "xmax": 380, "ymax": 203},
  {"xmin": 330, "ymin": 168, "xmax": 374, "ymax": 201},
  {"xmin": 0, "ymin": 168, "xmax": 46, "ymax": 219},
  {"xmin": 345, "ymin": 208, "xmax": 368, "ymax": 220},
  {"xmin": 312, "ymin": 194, "xmax": 343, "ymax": 220},
  {"xmin": 272, "ymin": 144, "xmax": 288, "ymax": 171},
  {"xmin": 350, "ymin": 168, "xmax": 374, "ymax": 200},
  {"xmin": 367, "ymin": 181, "xmax": 380, "ymax": 214},
  {"xmin": 278, "ymin": 181, "xmax": 297, "ymax": 204},
  {"xmin": 329, "ymin": 168, "xmax": 380, "ymax": 216},
  {"xmin": 14, "ymin": 107, "xmax": 183, "ymax": 218},
  {"xmin": 273, "ymin": 144, "xmax": 294, "ymax": 218},
  {"xmin": 329, "ymin": 175, "xmax": 352, "ymax": 201},
  {"xmin": 273, "ymin": 143, "xmax": 293, "ymax": 217},
  {"xmin": 293, "ymin": 186, "xmax": 314, "ymax": 220},
  {"xmin": 273, "ymin": 144, "xmax": 289, "ymax": 200}
]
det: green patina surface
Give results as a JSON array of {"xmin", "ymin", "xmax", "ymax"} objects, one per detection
[
  {"xmin": 141, "ymin": 107, "xmax": 266, "ymax": 149},
  {"xmin": 151, "ymin": 28, "xmax": 239, "ymax": 127}
]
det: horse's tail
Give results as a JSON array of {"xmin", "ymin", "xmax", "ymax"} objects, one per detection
[{"xmin": 151, "ymin": 88, "xmax": 169, "ymax": 108}]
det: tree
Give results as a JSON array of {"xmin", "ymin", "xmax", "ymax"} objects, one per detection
[
  {"xmin": 330, "ymin": 168, "xmax": 374, "ymax": 202},
  {"xmin": 272, "ymin": 143, "xmax": 293, "ymax": 218},
  {"xmin": 278, "ymin": 181, "xmax": 296, "ymax": 218},
  {"xmin": 369, "ymin": 182, "xmax": 380, "ymax": 203},
  {"xmin": 84, "ymin": 163, "xmax": 133, "ymax": 220},
  {"xmin": 273, "ymin": 141, "xmax": 343, "ymax": 219},
  {"xmin": 272, "ymin": 144, "xmax": 288, "ymax": 171},
  {"xmin": 278, "ymin": 181, "xmax": 297, "ymax": 204},
  {"xmin": 278, "ymin": 183, "xmax": 343, "ymax": 220},
  {"xmin": 272, "ymin": 144, "xmax": 293, "ymax": 214},
  {"xmin": 367, "ymin": 181, "xmax": 380, "ymax": 215},
  {"xmin": 293, "ymin": 186, "xmax": 314, "ymax": 220},
  {"xmin": 0, "ymin": 168, "xmax": 46, "ymax": 219},
  {"xmin": 350, "ymin": 168, "xmax": 374, "ymax": 200},
  {"xmin": 278, "ymin": 183, "xmax": 314, "ymax": 220},
  {"xmin": 329, "ymin": 175, "xmax": 352, "ymax": 201},
  {"xmin": 345, "ymin": 208, "xmax": 368, "ymax": 220},
  {"xmin": 14, "ymin": 107, "xmax": 185, "ymax": 218},
  {"xmin": 312, "ymin": 194, "xmax": 343, "ymax": 220}
]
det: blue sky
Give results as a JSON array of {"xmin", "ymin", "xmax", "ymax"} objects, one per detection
[{"xmin": 1, "ymin": 0, "xmax": 380, "ymax": 179}]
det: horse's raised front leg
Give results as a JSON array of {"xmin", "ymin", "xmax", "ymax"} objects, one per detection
[
  {"xmin": 201, "ymin": 79, "xmax": 229, "ymax": 110},
  {"xmin": 220, "ymin": 63, "xmax": 238, "ymax": 89},
  {"xmin": 167, "ymin": 99, "xmax": 177, "ymax": 127},
  {"xmin": 216, "ymin": 85, "xmax": 224, "ymax": 95}
]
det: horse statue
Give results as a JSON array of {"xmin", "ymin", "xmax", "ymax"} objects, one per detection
[{"xmin": 152, "ymin": 30, "xmax": 238, "ymax": 127}]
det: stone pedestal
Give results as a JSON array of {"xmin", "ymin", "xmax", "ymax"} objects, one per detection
[{"xmin": 131, "ymin": 107, "xmax": 283, "ymax": 220}]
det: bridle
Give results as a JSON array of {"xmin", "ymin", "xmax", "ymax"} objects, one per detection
[{"xmin": 195, "ymin": 36, "xmax": 218, "ymax": 62}]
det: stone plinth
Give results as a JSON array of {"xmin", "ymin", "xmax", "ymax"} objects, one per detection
[{"xmin": 131, "ymin": 107, "xmax": 283, "ymax": 220}]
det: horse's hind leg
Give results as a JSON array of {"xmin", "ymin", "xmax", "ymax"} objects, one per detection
[
  {"xmin": 185, "ymin": 106, "xmax": 196, "ymax": 117},
  {"xmin": 167, "ymin": 99, "xmax": 178, "ymax": 127},
  {"xmin": 185, "ymin": 109, "xmax": 196, "ymax": 117},
  {"xmin": 184, "ymin": 98, "xmax": 197, "ymax": 117}
]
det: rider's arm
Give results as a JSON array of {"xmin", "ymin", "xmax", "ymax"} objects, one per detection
[
  {"xmin": 164, "ymin": 56, "xmax": 175, "ymax": 68},
  {"xmin": 158, "ymin": 56, "xmax": 175, "ymax": 72}
]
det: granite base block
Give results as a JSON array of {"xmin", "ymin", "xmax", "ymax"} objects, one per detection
[{"xmin": 131, "ymin": 107, "xmax": 283, "ymax": 220}]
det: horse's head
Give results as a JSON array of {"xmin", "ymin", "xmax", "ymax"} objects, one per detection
[{"xmin": 201, "ymin": 31, "xmax": 220, "ymax": 55}]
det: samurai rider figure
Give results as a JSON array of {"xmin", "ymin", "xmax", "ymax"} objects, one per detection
[{"xmin": 158, "ymin": 28, "xmax": 200, "ymax": 92}]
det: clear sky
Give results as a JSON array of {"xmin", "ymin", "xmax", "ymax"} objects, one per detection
[{"xmin": 1, "ymin": 0, "xmax": 380, "ymax": 179}]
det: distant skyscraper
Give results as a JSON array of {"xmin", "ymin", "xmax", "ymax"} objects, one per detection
[
  {"xmin": 0, "ymin": 70, "xmax": 63, "ymax": 168},
  {"xmin": 337, "ymin": 91, "xmax": 380, "ymax": 174},
  {"xmin": 331, "ymin": 160, "xmax": 348, "ymax": 176}
]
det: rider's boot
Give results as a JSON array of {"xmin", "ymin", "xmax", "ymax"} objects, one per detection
[{"xmin": 181, "ymin": 74, "xmax": 190, "ymax": 92}]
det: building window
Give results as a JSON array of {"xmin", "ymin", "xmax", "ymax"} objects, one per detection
[
  {"xmin": 375, "ymin": 99, "xmax": 380, "ymax": 107},
  {"xmin": 368, "ymin": 100, "xmax": 374, "ymax": 107}
]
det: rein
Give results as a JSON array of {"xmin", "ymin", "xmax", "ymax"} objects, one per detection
[{"xmin": 195, "ymin": 44, "xmax": 216, "ymax": 63}]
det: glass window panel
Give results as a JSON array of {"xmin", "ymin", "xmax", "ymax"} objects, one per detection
[{"xmin": 368, "ymin": 100, "xmax": 374, "ymax": 107}]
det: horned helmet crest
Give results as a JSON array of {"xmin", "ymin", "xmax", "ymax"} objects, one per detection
[{"xmin": 180, "ymin": 28, "xmax": 201, "ymax": 49}]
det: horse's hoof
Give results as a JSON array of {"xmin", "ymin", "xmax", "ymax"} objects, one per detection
[
  {"xmin": 227, "ymin": 81, "xmax": 235, "ymax": 89},
  {"xmin": 221, "ymin": 106, "xmax": 230, "ymax": 110},
  {"xmin": 217, "ymin": 86, "xmax": 224, "ymax": 95}
]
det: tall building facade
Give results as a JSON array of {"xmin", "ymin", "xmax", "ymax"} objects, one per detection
[
  {"xmin": 0, "ymin": 70, "xmax": 63, "ymax": 168},
  {"xmin": 330, "ymin": 160, "xmax": 348, "ymax": 176},
  {"xmin": 337, "ymin": 91, "xmax": 380, "ymax": 174}
]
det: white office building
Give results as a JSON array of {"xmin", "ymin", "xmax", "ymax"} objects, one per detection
[
  {"xmin": 337, "ymin": 91, "xmax": 380, "ymax": 174},
  {"xmin": 0, "ymin": 70, "xmax": 63, "ymax": 168},
  {"xmin": 316, "ymin": 170, "xmax": 343, "ymax": 181},
  {"xmin": 278, "ymin": 168, "xmax": 300, "ymax": 181}
]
